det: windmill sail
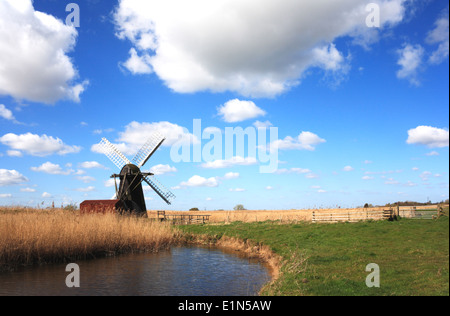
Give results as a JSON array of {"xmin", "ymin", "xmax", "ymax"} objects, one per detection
[
  {"xmin": 143, "ymin": 175, "xmax": 176, "ymax": 205},
  {"xmin": 98, "ymin": 138, "xmax": 131, "ymax": 170},
  {"xmin": 132, "ymin": 132, "xmax": 166, "ymax": 168}
]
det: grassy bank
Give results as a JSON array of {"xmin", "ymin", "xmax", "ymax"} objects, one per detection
[
  {"xmin": 180, "ymin": 214, "xmax": 449, "ymax": 296},
  {"xmin": 0, "ymin": 208, "xmax": 178, "ymax": 271}
]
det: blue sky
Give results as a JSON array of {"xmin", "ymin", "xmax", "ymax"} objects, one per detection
[{"xmin": 0, "ymin": 0, "xmax": 448, "ymax": 210}]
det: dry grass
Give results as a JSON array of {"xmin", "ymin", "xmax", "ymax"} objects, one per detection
[{"xmin": 0, "ymin": 207, "xmax": 179, "ymax": 271}]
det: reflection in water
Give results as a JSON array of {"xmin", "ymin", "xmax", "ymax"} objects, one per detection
[{"xmin": 0, "ymin": 246, "xmax": 271, "ymax": 296}]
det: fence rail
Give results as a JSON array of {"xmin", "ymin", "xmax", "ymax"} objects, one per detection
[
  {"xmin": 312, "ymin": 210, "xmax": 393, "ymax": 223},
  {"xmin": 156, "ymin": 211, "xmax": 211, "ymax": 225},
  {"xmin": 312, "ymin": 207, "xmax": 443, "ymax": 223},
  {"xmin": 399, "ymin": 209, "xmax": 439, "ymax": 220}
]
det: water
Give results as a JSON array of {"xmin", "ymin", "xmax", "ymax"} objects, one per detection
[{"xmin": 0, "ymin": 246, "xmax": 271, "ymax": 296}]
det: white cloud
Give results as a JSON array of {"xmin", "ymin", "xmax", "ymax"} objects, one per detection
[
  {"xmin": 385, "ymin": 178, "xmax": 399, "ymax": 185},
  {"xmin": 76, "ymin": 176, "xmax": 96, "ymax": 184},
  {"xmin": 0, "ymin": 169, "xmax": 29, "ymax": 186},
  {"xmin": 426, "ymin": 151, "xmax": 440, "ymax": 156},
  {"xmin": 0, "ymin": 104, "xmax": 15, "ymax": 121},
  {"xmin": 79, "ymin": 161, "xmax": 107, "ymax": 169},
  {"xmin": 426, "ymin": 10, "xmax": 449, "ymax": 64},
  {"xmin": 113, "ymin": 0, "xmax": 406, "ymax": 97},
  {"xmin": 149, "ymin": 164, "xmax": 177, "ymax": 175},
  {"xmin": 31, "ymin": 162, "xmax": 73, "ymax": 175},
  {"xmin": 407, "ymin": 126, "xmax": 449, "ymax": 148},
  {"xmin": 305, "ymin": 173, "xmax": 319, "ymax": 179},
  {"xmin": 364, "ymin": 160, "xmax": 373, "ymax": 164},
  {"xmin": 396, "ymin": 44, "xmax": 424, "ymax": 86},
  {"xmin": 275, "ymin": 168, "xmax": 311, "ymax": 175},
  {"xmin": 21, "ymin": 187, "xmax": 36, "ymax": 193},
  {"xmin": 75, "ymin": 186, "xmax": 96, "ymax": 192},
  {"xmin": 7, "ymin": 150, "xmax": 23, "ymax": 157},
  {"xmin": 180, "ymin": 175, "xmax": 219, "ymax": 188},
  {"xmin": 362, "ymin": 176, "xmax": 374, "ymax": 180},
  {"xmin": 104, "ymin": 179, "xmax": 116, "ymax": 188},
  {"xmin": 218, "ymin": 99, "xmax": 266, "ymax": 123},
  {"xmin": 343, "ymin": 166, "xmax": 354, "ymax": 172},
  {"xmin": 110, "ymin": 121, "xmax": 199, "ymax": 155},
  {"xmin": 122, "ymin": 48, "xmax": 153, "ymax": 74},
  {"xmin": 223, "ymin": 172, "xmax": 240, "ymax": 180},
  {"xmin": 253, "ymin": 121, "xmax": 273, "ymax": 129},
  {"xmin": 229, "ymin": 188, "xmax": 246, "ymax": 192},
  {"xmin": 0, "ymin": 194, "xmax": 12, "ymax": 198},
  {"xmin": 266, "ymin": 186, "xmax": 273, "ymax": 190},
  {"xmin": 0, "ymin": 133, "xmax": 81, "ymax": 157},
  {"xmin": 42, "ymin": 192, "xmax": 52, "ymax": 198},
  {"xmin": 270, "ymin": 132, "xmax": 326, "ymax": 152},
  {"xmin": 419, "ymin": 171, "xmax": 432, "ymax": 181},
  {"xmin": 201, "ymin": 156, "xmax": 258, "ymax": 169},
  {"xmin": 0, "ymin": 0, "xmax": 88, "ymax": 104}
]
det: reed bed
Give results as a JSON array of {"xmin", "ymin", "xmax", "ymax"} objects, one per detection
[{"xmin": 0, "ymin": 208, "xmax": 179, "ymax": 271}]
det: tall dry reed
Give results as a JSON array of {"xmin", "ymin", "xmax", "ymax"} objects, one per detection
[{"xmin": 0, "ymin": 208, "xmax": 179, "ymax": 271}]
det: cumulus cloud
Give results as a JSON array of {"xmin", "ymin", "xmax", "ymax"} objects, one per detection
[
  {"xmin": 21, "ymin": 187, "xmax": 36, "ymax": 193},
  {"xmin": 0, "ymin": 133, "xmax": 81, "ymax": 157},
  {"xmin": 426, "ymin": 9, "xmax": 449, "ymax": 65},
  {"xmin": 78, "ymin": 161, "xmax": 107, "ymax": 169},
  {"xmin": 31, "ymin": 162, "xmax": 73, "ymax": 175},
  {"xmin": 407, "ymin": 126, "xmax": 449, "ymax": 148},
  {"xmin": 149, "ymin": 164, "xmax": 177, "ymax": 175},
  {"xmin": 91, "ymin": 121, "xmax": 198, "ymax": 157},
  {"xmin": 223, "ymin": 172, "xmax": 240, "ymax": 180},
  {"xmin": 270, "ymin": 132, "xmax": 326, "ymax": 152},
  {"xmin": 0, "ymin": 0, "xmax": 88, "ymax": 104},
  {"xmin": 229, "ymin": 188, "xmax": 246, "ymax": 192},
  {"xmin": 218, "ymin": 99, "xmax": 266, "ymax": 123},
  {"xmin": 180, "ymin": 175, "xmax": 219, "ymax": 188},
  {"xmin": 0, "ymin": 104, "xmax": 15, "ymax": 121},
  {"xmin": 113, "ymin": 0, "xmax": 406, "ymax": 97},
  {"xmin": 253, "ymin": 121, "xmax": 273, "ymax": 129},
  {"xmin": 396, "ymin": 44, "xmax": 424, "ymax": 86},
  {"xmin": 0, "ymin": 169, "xmax": 29, "ymax": 186},
  {"xmin": 75, "ymin": 186, "xmax": 96, "ymax": 192},
  {"xmin": 122, "ymin": 48, "xmax": 153, "ymax": 74},
  {"xmin": 343, "ymin": 166, "xmax": 354, "ymax": 172}
]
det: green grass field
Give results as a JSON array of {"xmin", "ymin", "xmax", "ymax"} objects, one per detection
[{"xmin": 180, "ymin": 212, "xmax": 449, "ymax": 296}]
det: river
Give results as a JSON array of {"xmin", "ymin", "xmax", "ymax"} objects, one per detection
[{"xmin": 0, "ymin": 246, "xmax": 271, "ymax": 296}]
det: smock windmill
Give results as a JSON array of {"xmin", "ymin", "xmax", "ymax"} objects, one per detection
[{"xmin": 80, "ymin": 133, "xmax": 175, "ymax": 217}]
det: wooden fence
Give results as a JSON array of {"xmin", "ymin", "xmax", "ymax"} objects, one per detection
[
  {"xmin": 312, "ymin": 206, "xmax": 445, "ymax": 223},
  {"xmin": 399, "ymin": 207, "xmax": 440, "ymax": 220},
  {"xmin": 312, "ymin": 209, "xmax": 393, "ymax": 223},
  {"xmin": 157, "ymin": 211, "xmax": 211, "ymax": 225}
]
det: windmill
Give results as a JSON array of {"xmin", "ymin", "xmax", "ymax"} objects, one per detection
[{"xmin": 91, "ymin": 132, "xmax": 176, "ymax": 217}]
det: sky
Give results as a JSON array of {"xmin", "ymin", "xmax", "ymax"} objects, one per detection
[{"xmin": 0, "ymin": 0, "xmax": 448, "ymax": 211}]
